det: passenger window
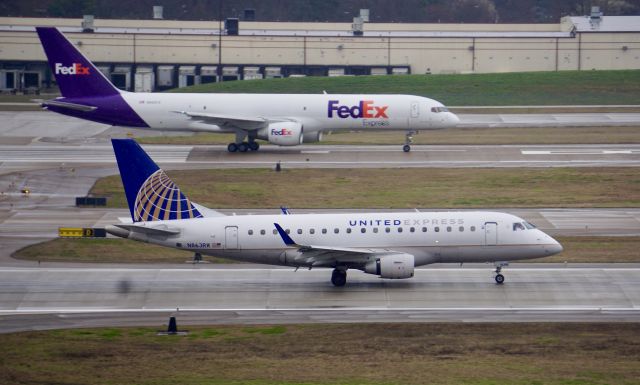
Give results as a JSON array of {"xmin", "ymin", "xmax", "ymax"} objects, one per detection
[
  {"xmin": 346, "ymin": 228, "xmax": 352, "ymax": 234},
  {"xmin": 435, "ymin": 227, "xmax": 440, "ymax": 232},
  {"xmin": 310, "ymin": 229, "xmax": 315, "ymax": 234},
  {"xmin": 470, "ymin": 226, "xmax": 476, "ymax": 232},
  {"xmin": 398, "ymin": 227, "xmax": 403, "ymax": 233},
  {"xmin": 385, "ymin": 227, "xmax": 391, "ymax": 233},
  {"xmin": 322, "ymin": 228, "xmax": 327, "ymax": 234},
  {"xmin": 373, "ymin": 228, "xmax": 379, "ymax": 233},
  {"xmin": 260, "ymin": 230, "xmax": 266, "ymax": 235},
  {"xmin": 410, "ymin": 227, "xmax": 415, "ymax": 233},
  {"xmin": 285, "ymin": 229, "xmax": 290, "ymax": 234},
  {"xmin": 459, "ymin": 226, "xmax": 464, "ymax": 232},
  {"xmin": 446, "ymin": 226, "xmax": 452, "ymax": 232},
  {"xmin": 297, "ymin": 229, "xmax": 303, "ymax": 234},
  {"xmin": 361, "ymin": 228, "xmax": 366, "ymax": 233},
  {"xmin": 248, "ymin": 230, "xmax": 253, "ymax": 235},
  {"xmin": 273, "ymin": 229, "xmax": 277, "ymax": 235},
  {"xmin": 422, "ymin": 227, "xmax": 427, "ymax": 232},
  {"xmin": 334, "ymin": 228, "xmax": 339, "ymax": 234}
]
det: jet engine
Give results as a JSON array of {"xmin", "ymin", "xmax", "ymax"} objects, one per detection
[
  {"xmin": 262, "ymin": 122, "xmax": 303, "ymax": 146},
  {"xmin": 302, "ymin": 130, "xmax": 323, "ymax": 143},
  {"xmin": 364, "ymin": 254, "xmax": 415, "ymax": 279}
]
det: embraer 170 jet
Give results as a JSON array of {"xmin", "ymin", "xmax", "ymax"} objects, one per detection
[
  {"xmin": 105, "ymin": 139, "xmax": 563, "ymax": 286},
  {"xmin": 36, "ymin": 27, "xmax": 459, "ymax": 152}
]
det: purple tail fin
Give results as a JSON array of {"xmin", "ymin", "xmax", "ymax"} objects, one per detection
[{"xmin": 36, "ymin": 27, "xmax": 119, "ymax": 98}]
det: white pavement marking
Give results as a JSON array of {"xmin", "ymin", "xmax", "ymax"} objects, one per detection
[
  {"xmin": 522, "ymin": 149, "xmax": 638, "ymax": 155},
  {"xmin": 2, "ymin": 307, "xmax": 639, "ymax": 314}
]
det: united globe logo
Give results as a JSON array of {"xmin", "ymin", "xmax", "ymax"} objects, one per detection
[{"xmin": 133, "ymin": 170, "xmax": 202, "ymax": 221}]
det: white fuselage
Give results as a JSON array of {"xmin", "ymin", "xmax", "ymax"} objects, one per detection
[
  {"xmin": 120, "ymin": 92, "xmax": 460, "ymax": 133},
  {"xmin": 129, "ymin": 211, "xmax": 562, "ymax": 268}
]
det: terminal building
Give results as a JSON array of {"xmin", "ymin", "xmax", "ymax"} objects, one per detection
[{"xmin": 0, "ymin": 7, "xmax": 638, "ymax": 93}]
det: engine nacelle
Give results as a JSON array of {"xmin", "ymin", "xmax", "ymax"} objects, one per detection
[
  {"xmin": 364, "ymin": 254, "xmax": 415, "ymax": 279},
  {"xmin": 302, "ymin": 130, "xmax": 323, "ymax": 143},
  {"xmin": 265, "ymin": 121, "xmax": 303, "ymax": 146}
]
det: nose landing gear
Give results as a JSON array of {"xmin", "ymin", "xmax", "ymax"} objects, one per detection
[
  {"xmin": 494, "ymin": 262, "xmax": 509, "ymax": 284},
  {"xmin": 403, "ymin": 130, "xmax": 417, "ymax": 152}
]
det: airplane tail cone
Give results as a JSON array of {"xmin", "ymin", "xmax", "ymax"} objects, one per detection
[{"xmin": 111, "ymin": 139, "xmax": 202, "ymax": 222}]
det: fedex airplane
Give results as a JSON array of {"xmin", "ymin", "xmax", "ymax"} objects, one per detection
[
  {"xmin": 36, "ymin": 27, "xmax": 459, "ymax": 153},
  {"xmin": 105, "ymin": 139, "xmax": 563, "ymax": 286}
]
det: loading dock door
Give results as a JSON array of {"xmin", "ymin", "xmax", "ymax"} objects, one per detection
[
  {"xmin": 485, "ymin": 222, "xmax": 497, "ymax": 246},
  {"xmin": 225, "ymin": 226, "xmax": 238, "ymax": 250}
]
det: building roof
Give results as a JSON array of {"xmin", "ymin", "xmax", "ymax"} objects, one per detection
[{"xmin": 568, "ymin": 16, "xmax": 640, "ymax": 32}]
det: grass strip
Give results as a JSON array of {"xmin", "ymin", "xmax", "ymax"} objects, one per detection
[
  {"xmin": 2, "ymin": 323, "xmax": 639, "ymax": 385},
  {"xmin": 12, "ymin": 236, "xmax": 640, "ymax": 264},
  {"xmin": 90, "ymin": 168, "xmax": 640, "ymax": 209}
]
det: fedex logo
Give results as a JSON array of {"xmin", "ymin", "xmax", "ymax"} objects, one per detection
[
  {"xmin": 271, "ymin": 128, "xmax": 292, "ymax": 136},
  {"xmin": 55, "ymin": 63, "xmax": 90, "ymax": 75},
  {"xmin": 328, "ymin": 100, "xmax": 389, "ymax": 119}
]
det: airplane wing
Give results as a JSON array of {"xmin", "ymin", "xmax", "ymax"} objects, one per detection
[
  {"xmin": 273, "ymin": 223, "xmax": 411, "ymax": 267},
  {"xmin": 174, "ymin": 111, "xmax": 293, "ymax": 131}
]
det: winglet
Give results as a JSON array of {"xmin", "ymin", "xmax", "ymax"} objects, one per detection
[{"xmin": 274, "ymin": 223, "xmax": 296, "ymax": 246}]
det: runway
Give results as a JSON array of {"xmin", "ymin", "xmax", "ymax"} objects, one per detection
[
  {"xmin": 0, "ymin": 266, "xmax": 639, "ymax": 332},
  {"xmin": 2, "ymin": 143, "xmax": 640, "ymax": 168}
]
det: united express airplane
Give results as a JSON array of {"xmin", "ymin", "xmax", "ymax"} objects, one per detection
[
  {"xmin": 36, "ymin": 27, "xmax": 459, "ymax": 153},
  {"xmin": 105, "ymin": 139, "xmax": 563, "ymax": 286}
]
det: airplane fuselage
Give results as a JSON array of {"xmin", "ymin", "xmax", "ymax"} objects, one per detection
[
  {"xmin": 54, "ymin": 92, "xmax": 459, "ymax": 134},
  {"xmin": 114, "ymin": 211, "xmax": 562, "ymax": 268}
]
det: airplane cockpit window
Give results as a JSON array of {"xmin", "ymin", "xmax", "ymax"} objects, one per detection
[
  {"xmin": 524, "ymin": 222, "xmax": 537, "ymax": 229},
  {"xmin": 513, "ymin": 222, "xmax": 526, "ymax": 231},
  {"xmin": 430, "ymin": 106, "xmax": 450, "ymax": 113}
]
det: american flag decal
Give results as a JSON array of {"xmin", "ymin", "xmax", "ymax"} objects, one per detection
[{"xmin": 133, "ymin": 170, "xmax": 202, "ymax": 222}]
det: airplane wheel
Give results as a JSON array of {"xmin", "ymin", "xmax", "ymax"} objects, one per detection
[
  {"xmin": 238, "ymin": 142, "xmax": 249, "ymax": 152},
  {"xmin": 227, "ymin": 143, "xmax": 238, "ymax": 152},
  {"xmin": 402, "ymin": 144, "xmax": 411, "ymax": 153},
  {"xmin": 495, "ymin": 274, "xmax": 505, "ymax": 285},
  {"xmin": 249, "ymin": 142, "xmax": 260, "ymax": 151},
  {"xmin": 331, "ymin": 269, "xmax": 347, "ymax": 287}
]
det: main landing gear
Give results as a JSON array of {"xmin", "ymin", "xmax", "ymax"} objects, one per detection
[
  {"xmin": 403, "ymin": 130, "xmax": 417, "ymax": 153},
  {"xmin": 494, "ymin": 262, "xmax": 509, "ymax": 284},
  {"xmin": 227, "ymin": 141, "xmax": 260, "ymax": 153},
  {"xmin": 331, "ymin": 268, "xmax": 347, "ymax": 287},
  {"xmin": 227, "ymin": 131, "xmax": 260, "ymax": 153}
]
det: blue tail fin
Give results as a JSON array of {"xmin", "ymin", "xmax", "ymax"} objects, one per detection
[
  {"xmin": 111, "ymin": 139, "xmax": 203, "ymax": 222},
  {"xmin": 36, "ymin": 27, "xmax": 119, "ymax": 98}
]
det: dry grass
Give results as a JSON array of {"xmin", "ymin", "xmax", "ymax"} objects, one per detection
[
  {"xmin": 12, "ymin": 236, "xmax": 640, "ymax": 264},
  {"xmin": 1, "ymin": 323, "xmax": 639, "ymax": 385},
  {"xmin": 137, "ymin": 126, "xmax": 640, "ymax": 146},
  {"xmin": 537, "ymin": 236, "xmax": 640, "ymax": 263},
  {"xmin": 90, "ymin": 168, "xmax": 640, "ymax": 209}
]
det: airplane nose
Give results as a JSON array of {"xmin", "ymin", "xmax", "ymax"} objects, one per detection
[
  {"xmin": 448, "ymin": 112, "xmax": 460, "ymax": 126},
  {"xmin": 546, "ymin": 238, "xmax": 563, "ymax": 256}
]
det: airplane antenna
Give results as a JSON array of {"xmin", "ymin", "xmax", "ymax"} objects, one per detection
[{"xmin": 322, "ymin": 90, "xmax": 328, "ymax": 94}]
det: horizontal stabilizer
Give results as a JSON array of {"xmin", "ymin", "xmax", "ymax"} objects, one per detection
[
  {"xmin": 112, "ymin": 224, "xmax": 181, "ymax": 236},
  {"xmin": 42, "ymin": 99, "xmax": 97, "ymax": 112}
]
